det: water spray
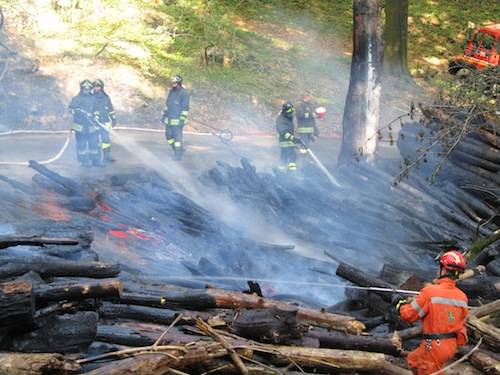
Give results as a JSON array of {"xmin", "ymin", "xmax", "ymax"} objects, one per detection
[{"xmin": 298, "ymin": 139, "xmax": 341, "ymax": 187}]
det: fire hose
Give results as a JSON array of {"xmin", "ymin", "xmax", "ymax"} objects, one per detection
[
  {"xmin": 297, "ymin": 138, "xmax": 341, "ymax": 187},
  {"xmin": 141, "ymin": 275, "xmax": 420, "ymax": 295}
]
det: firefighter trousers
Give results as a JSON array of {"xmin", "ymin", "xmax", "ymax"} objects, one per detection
[
  {"xmin": 407, "ymin": 338, "xmax": 457, "ymax": 375},
  {"xmin": 75, "ymin": 128, "xmax": 100, "ymax": 165},
  {"xmin": 165, "ymin": 125, "xmax": 183, "ymax": 160},
  {"xmin": 280, "ymin": 146, "xmax": 296, "ymax": 171},
  {"xmin": 99, "ymin": 123, "xmax": 113, "ymax": 161}
]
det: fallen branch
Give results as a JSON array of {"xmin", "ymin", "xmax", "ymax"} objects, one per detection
[{"xmin": 197, "ymin": 318, "xmax": 249, "ymax": 375}]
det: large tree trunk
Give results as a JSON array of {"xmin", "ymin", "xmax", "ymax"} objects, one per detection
[
  {"xmin": 383, "ymin": 0, "xmax": 412, "ymax": 81},
  {"xmin": 338, "ymin": 0, "xmax": 383, "ymax": 164}
]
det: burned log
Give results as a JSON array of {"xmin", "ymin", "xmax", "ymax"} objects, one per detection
[
  {"xmin": 0, "ymin": 281, "xmax": 34, "ymax": 328},
  {"xmin": 120, "ymin": 287, "xmax": 365, "ymax": 333},
  {"xmin": 99, "ymin": 303, "xmax": 179, "ymax": 326},
  {"xmin": 34, "ymin": 279, "xmax": 122, "ymax": 304},
  {"xmin": 457, "ymin": 275, "xmax": 500, "ymax": 302},
  {"xmin": 0, "ymin": 255, "xmax": 120, "ymax": 279},
  {"xmin": 0, "ymin": 220, "xmax": 93, "ymax": 249},
  {"xmin": 32, "ymin": 173, "xmax": 73, "ymax": 196},
  {"xmin": 336, "ymin": 262, "xmax": 395, "ymax": 302},
  {"xmin": 82, "ymin": 341, "xmax": 228, "ymax": 375},
  {"xmin": 28, "ymin": 160, "xmax": 88, "ymax": 197},
  {"xmin": 470, "ymin": 247, "xmax": 498, "ymax": 267},
  {"xmin": 247, "ymin": 345, "xmax": 410, "ymax": 375},
  {"xmin": 487, "ymin": 259, "xmax": 500, "ymax": 276},
  {"xmin": 99, "ymin": 302, "xmax": 234, "ymax": 327},
  {"xmin": 393, "ymin": 324, "xmax": 422, "ymax": 342},
  {"xmin": 466, "ymin": 299, "xmax": 500, "ymax": 351},
  {"xmin": 7, "ymin": 312, "xmax": 98, "ymax": 353},
  {"xmin": 380, "ymin": 264, "xmax": 433, "ymax": 286},
  {"xmin": 96, "ymin": 324, "xmax": 157, "ymax": 347},
  {"xmin": 458, "ymin": 346, "xmax": 500, "ymax": 375},
  {"xmin": 307, "ymin": 327, "xmax": 402, "ymax": 356},
  {"xmin": 84, "ymin": 336, "xmax": 411, "ymax": 375},
  {"xmin": 0, "ymin": 352, "xmax": 80, "ymax": 375},
  {"xmin": 232, "ymin": 306, "xmax": 303, "ymax": 344}
]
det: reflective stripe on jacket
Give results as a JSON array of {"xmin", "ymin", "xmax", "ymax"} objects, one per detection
[{"xmin": 165, "ymin": 86, "xmax": 190, "ymax": 125}]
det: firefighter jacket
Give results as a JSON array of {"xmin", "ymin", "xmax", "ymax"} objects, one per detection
[
  {"xmin": 93, "ymin": 91, "xmax": 116, "ymax": 127},
  {"xmin": 69, "ymin": 91, "xmax": 96, "ymax": 133},
  {"xmin": 400, "ymin": 277, "xmax": 468, "ymax": 343},
  {"xmin": 399, "ymin": 278, "xmax": 468, "ymax": 374},
  {"xmin": 276, "ymin": 113, "xmax": 296, "ymax": 148},
  {"xmin": 164, "ymin": 86, "xmax": 189, "ymax": 126},
  {"xmin": 296, "ymin": 100, "xmax": 317, "ymax": 135}
]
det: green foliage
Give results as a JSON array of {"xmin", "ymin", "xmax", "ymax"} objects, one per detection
[{"xmin": 0, "ymin": 0, "xmax": 496, "ymax": 110}]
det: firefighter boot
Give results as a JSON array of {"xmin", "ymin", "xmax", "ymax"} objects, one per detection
[{"xmin": 173, "ymin": 141, "xmax": 183, "ymax": 160}]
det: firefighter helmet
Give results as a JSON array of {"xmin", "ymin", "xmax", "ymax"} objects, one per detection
[
  {"xmin": 282, "ymin": 101, "xmax": 294, "ymax": 118},
  {"xmin": 315, "ymin": 106, "xmax": 326, "ymax": 119},
  {"xmin": 93, "ymin": 79, "xmax": 104, "ymax": 88},
  {"xmin": 172, "ymin": 75, "xmax": 183, "ymax": 84},
  {"xmin": 439, "ymin": 250, "xmax": 466, "ymax": 272},
  {"xmin": 80, "ymin": 79, "xmax": 93, "ymax": 90}
]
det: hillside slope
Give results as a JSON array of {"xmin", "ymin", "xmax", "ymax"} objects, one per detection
[{"xmin": 0, "ymin": 0, "xmax": 497, "ymax": 132}]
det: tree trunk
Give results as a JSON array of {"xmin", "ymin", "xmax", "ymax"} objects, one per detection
[
  {"xmin": 0, "ymin": 281, "xmax": 34, "ymax": 328},
  {"xmin": 338, "ymin": 0, "xmax": 383, "ymax": 164},
  {"xmin": 0, "ymin": 353, "xmax": 80, "ymax": 375},
  {"xmin": 383, "ymin": 0, "xmax": 412, "ymax": 81}
]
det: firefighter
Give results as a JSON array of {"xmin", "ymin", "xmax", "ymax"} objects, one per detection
[
  {"xmin": 92, "ymin": 79, "xmax": 117, "ymax": 163},
  {"xmin": 295, "ymin": 93, "xmax": 319, "ymax": 147},
  {"xmin": 69, "ymin": 80, "xmax": 100, "ymax": 167},
  {"xmin": 393, "ymin": 249, "xmax": 468, "ymax": 375},
  {"xmin": 161, "ymin": 75, "xmax": 190, "ymax": 160},
  {"xmin": 276, "ymin": 101, "xmax": 300, "ymax": 171}
]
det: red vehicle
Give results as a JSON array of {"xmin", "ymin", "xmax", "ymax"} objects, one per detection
[{"xmin": 449, "ymin": 23, "xmax": 500, "ymax": 74}]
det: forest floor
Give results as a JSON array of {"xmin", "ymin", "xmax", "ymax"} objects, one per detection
[{"xmin": 1, "ymin": 0, "xmax": 495, "ymax": 135}]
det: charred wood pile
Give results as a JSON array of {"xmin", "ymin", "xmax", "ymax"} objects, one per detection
[
  {"xmin": 0, "ymin": 222, "xmax": 418, "ymax": 374},
  {"xmin": 0, "ymin": 122, "xmax": 498, "ymax": 374},
  {"xmin": 0, "ymin": 227, "xmax": 497, "ymax": 374}
]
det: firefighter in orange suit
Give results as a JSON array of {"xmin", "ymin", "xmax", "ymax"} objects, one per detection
[{"xmin": 393, "ymin": 249, "xmax": 468, "ymax": 374}]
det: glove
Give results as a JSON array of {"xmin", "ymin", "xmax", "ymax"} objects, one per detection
[
  {"xmin": 392, "ymin": 293, "xmax": 407, "ymax": 312},
  {"xmin": 161, "ymin": 110, "xmax": 168, "ymax": 125},
  {"xmin": 292, "ymin": 137, "xmax": 301, "ymax": 145},
  {"xmin": 111, "ymin": 118, "xmax": 117, "ymax": 128}
]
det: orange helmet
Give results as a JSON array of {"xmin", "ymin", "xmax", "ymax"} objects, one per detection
[{"xmin": 439, "ymin": 250, "xmax": 466, "ymax": 272}]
